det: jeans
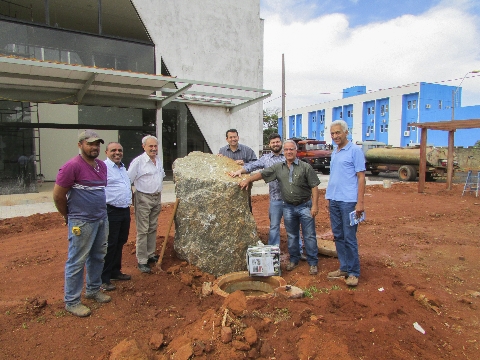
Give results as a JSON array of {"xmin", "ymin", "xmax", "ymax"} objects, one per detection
[
  {"xmin": 64, "ymin": 218, "xmax": 108, "ymax": 306},
  {"xmin": 270, "ymin": 199, "xmax": 304, "ymax": 249},
  {"xmin": 268, "ymin": 200, "xmax": 283, "ymax": 246},
  {"xmin": 283, "ymin": 199, "xmax": 318, "ymax": 266},
  {"xmin": 329, "ymin": 200, "xmax": 360, "ymax": 277},
  {"xmin": 102, "ymin": 206, "xmax": 130, "ymax": 283}
]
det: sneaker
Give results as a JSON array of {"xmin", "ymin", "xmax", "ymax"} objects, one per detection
[
  {"xmin": 309, "ymin": 265, "xmax": 318, "ymax": 275},
  {"xmin": 100, "ymin": 283, "xmax": 116, "ymax": 291},
  {"xmin": 327, "ymin": 269, "xmax": 348, "ymax": 279},
  {"xmin": 300, "ymin": 253, "xmax": 307, "ymax": 261},
  {"xmin": 110, "ymin": 273, "xmax": 131, "ymax": 281},
  {"xmin": 85, "ymin": 291, "xmax": 112, "ymax": 303},
  {"xmin": 138, "ymin": 263, "xmax": 152, "ymax": 273},
  {"xmin": 286, "ymin": 262, "xmax": 299, "ymax": 271},
  {"xmin": 345, "ymin": 275, "xmax": 359, "ymax": 287},
  {"xmin": 65, "ymin": 303, "xmax": 91, "ymax": 317}
]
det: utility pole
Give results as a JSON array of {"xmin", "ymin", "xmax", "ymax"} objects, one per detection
[{"xmin": 282, "ymin": 54, "xmax": 286, "ymax": 140}]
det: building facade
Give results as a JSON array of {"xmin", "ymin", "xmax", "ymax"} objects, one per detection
[
  {"xmin": 280, "ymin": 82, "xmax": 480, "ymax": 148},
  {"xmin": 0, "ymin": 0, "xmax": 267, "ymax": 191}
]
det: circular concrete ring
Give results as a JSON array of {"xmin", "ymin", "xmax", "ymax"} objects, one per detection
[{"xmin": 213, "ymin": 271, "xmax": 287, "ymax": 298}]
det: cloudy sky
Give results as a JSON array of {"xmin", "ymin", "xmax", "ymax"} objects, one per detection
[{"xmin": 260, "ymin": 0, "xmax": 480, "ymax": 112}]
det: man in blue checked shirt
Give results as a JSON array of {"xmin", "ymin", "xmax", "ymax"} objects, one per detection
[
  {"xmin": 229, "ymin": 133, "xmax": 306, "ymax": 260},
  {"xmin": 101, "ymin": 142, "xmax": 132, "ymax": 291}
]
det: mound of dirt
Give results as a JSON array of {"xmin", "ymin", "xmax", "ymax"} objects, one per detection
[{"xmin": 0, "ymin": 183, "xmax": 479, "ymax": 359}]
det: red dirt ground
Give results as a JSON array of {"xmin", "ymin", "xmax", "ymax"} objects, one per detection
[{"xmin": 0, "ymin": 182, "xmax": 479, "ymax": 359}]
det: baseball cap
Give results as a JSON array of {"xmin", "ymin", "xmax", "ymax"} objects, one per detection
[{"xmin": 78, "ymin": 130, "xmax": 104, "ymax": 144}]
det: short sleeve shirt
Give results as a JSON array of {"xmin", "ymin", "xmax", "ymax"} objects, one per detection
[
  {"xmin": 218, "ymin": 143, "xmax": 257, "ymax": 164},
  {"xmin": 260, "ymin": 159, "xmax": 320, "ymax": 204},
  {"xmin": 55, "ymin": 155, "xmax": 107, "ymax": 221},
  {"xmin": 326, "ymin": 141, "xmax": 366, "ymax": 202}
]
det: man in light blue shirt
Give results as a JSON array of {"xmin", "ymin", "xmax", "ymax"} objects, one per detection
[
  {"xmin": 101, "ymin": 142, "xmax": 132, "ymax": 290},
  {"xmin": 326, "ymin": 120, "xmax": 365, "ymax": 287}
]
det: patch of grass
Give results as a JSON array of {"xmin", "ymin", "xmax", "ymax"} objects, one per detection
[
  {"xmin": 304, "ymin": 286, "xmax": 321, "ymax": 298},
  {"xmin": 5, "ymin": 310, "xmax": 10, "ymax": 315},
  {"xmin": 55, "ymin": 311, "xmax": 66, "ymax": 318},
  {"xmin": 36, "ymin": 316, "xmax": 46, "ymax": 324},
  {"xmin": 251, "ymin": 307, "xmax": 291, "ymax": 323},
  {"xmin": 22, "ymin": 323, "xmax": 28, "ymax": 329},
  {"xmin": 331, "ymin": 285, "xmax": 341, "ymax": 291}
]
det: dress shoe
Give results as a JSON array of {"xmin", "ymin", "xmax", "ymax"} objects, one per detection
[
  {"xmin": 100, "ymin": 283, "xmax": 116, "ymax": 291},
  {"xmin": 147, "ymin": 255, "xmax": 159, "ymax": 264},
  {"xmin": 138, "ymin": 263, "xmax": 152, "ymax": 273},
  {"xmin": 111, "ymin": 273, "xmax": 131, "ymax": 281}
]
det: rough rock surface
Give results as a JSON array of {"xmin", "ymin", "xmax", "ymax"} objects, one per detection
[{"xmin": 172, "ymin": 152, "xmax": 260, "ymax": 276}]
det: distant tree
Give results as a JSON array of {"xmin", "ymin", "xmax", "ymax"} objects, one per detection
[
  {"xmin": 474, "ymin": 140, "xmax": 480, "ymax": 148},
  {"xmin": 263, "ymin": 107, "xmax": 280, "ymax": 145}
]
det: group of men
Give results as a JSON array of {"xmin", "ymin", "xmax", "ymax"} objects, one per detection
[
  {"xmin": 228, "ymin": 121, "xmax": 365, "ymax": 286},
  {"xmin": 53, "ymin": 130, "xmax": 165, "ymax": 317},
  {"xmin": 53, "ymin": 120, "xmax": 365, "ymax": 317}
]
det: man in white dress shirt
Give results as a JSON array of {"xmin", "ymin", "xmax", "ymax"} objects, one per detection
[
  {"xmin": 101, "ymin": 142, "xmax": 132, "ymax": 291},
  {"xmin": 128, "ymin": 135, "xmax": 165, "ymax": 273}
]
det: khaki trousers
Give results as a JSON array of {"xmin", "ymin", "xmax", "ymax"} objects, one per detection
[{"xmin": 134, "ymin": 191, "xmax": 162, "ymax": 264}]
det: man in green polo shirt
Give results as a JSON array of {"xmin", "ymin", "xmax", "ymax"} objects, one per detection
[{"xmin": 239, "ymin": 139, "xmax": 320, "ymax": 275}]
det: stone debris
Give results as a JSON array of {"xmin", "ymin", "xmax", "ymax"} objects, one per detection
[
  {"xmin": 274, "ymin": 285, "xmax": 305, "ymax": 299},
  {"xmin": 149, "ymin": 332, "xmax": 164, "ymax": 350},
  {"xmin": 173, "ymin": 152, "xmax": 260, "ymax": 276},
  {"xmin": 108, "ymin": 339, "xmax": 147, "ymax": 360}
]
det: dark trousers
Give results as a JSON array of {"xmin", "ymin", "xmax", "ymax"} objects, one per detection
[{"xmin": 101, "ymin": 205, "xmax": 130, "ymax": 283}]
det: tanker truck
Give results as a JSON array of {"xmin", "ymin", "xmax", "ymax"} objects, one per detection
[{"xmin": 357, "ymin": 141, "xmax": 454, "ymax": 181}]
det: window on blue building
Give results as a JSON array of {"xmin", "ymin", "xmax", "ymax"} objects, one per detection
[
  {"xmin": 413, "ymin": 100, "xmax": 417, "ymax": 109},
  {"xmin": 407, "ymin": 101, "xmax": 411, "ymax": 109},
  {"xmin": 438, "ymin": 100, "xmax": 442, "ymax": 109}
]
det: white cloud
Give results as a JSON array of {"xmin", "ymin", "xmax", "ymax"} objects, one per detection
[{"xmin": 262, "ymin": 4, "xmax": 480, "ymax": 112}]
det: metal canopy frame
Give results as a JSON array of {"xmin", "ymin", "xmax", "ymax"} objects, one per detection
[
  {"xmin": 0, "ymin": 56, "xmax": 271, "ymax": 112},
  {"xmin": 408, "ymin": 119, "xmax": 480, "ymax": 193}
]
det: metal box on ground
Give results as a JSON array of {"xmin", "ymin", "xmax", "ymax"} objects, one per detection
[{"xmin": 246, "ymin": 244, "xmax": 281, "ymax": 276}]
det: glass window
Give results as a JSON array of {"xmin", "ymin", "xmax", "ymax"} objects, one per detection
[
  {"xmin": 407, "ymin": 101, "xmax": 411, "ymax": 109},
  {"xmin": 438, "ymin": 100, "xmax": 442, "ymax": 109},
  {"xmin": 413, "ymin": 100, "xmax": 417, "ymax": 109}
]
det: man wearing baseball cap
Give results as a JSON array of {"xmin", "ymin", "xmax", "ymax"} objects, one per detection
[{"xmin": 53, "ymin": 130, "xmax": 111, "ymax": 317}]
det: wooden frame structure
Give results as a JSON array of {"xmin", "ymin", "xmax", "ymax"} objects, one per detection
[{"xmin": 409, "ymin": 119, "xmax": 480, "ymax": 193}]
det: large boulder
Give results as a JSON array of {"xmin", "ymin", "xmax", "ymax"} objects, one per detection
[{"xmin": 172, "ymin": 152, "xmax": 260, "ymax": 276}]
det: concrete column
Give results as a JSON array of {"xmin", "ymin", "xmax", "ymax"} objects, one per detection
[
  {"xmin": 177, "ymin": 103, "xmax": 188, "ymax": 158},
  {"xmin": 156, "ymin": 108, "xmax": 163, "ymax": 162}
]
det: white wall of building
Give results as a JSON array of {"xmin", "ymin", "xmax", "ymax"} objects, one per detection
[
  {"xmin": 133, "ymin": 0, "xmax": 264, "ymax": 155},
  {"xmin": 287, "ymin": 84, "xmax": 421, "ymax": 147},
  {"xmin": 38, "ymin": 103, "xmax": 118, "ymax": 181}
]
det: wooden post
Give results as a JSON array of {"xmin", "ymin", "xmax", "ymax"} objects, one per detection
[
  {"xmin": 418, "ymin": 128, "xmax": 427, "ymax": 193},
  {"xmin": 446, "ymin": 130, "xmax": 455, "ymax": 190}
]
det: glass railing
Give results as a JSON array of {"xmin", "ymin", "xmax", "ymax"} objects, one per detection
[{"xmin": 0, "ymin": 18, "xmax": 154, "ymax": 74}]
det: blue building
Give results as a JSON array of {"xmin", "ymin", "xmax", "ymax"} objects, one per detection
[{"xmin": 280, "ymin": 82, "xmax": 480, "ymax": 147}]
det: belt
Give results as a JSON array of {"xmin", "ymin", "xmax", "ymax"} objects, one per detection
[
  {"xmin": 107, "ymin": 204, "xmax": 129, "ymax": 210},
  {"xmin": 288, "ymin": 198, "xmax": 310, "ymax": 206},
  {"xmin": 137, "ymin": 191, "xmax": 161, "ymax": 196}
]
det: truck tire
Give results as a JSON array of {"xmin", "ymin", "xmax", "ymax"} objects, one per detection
[
  {"xmin": 398, "ymin": 165, "xmax": 416, "ymax": 181},
  {"xmin": 370, "ymin": 171, "xmax": 380, "ymax": 176}
]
